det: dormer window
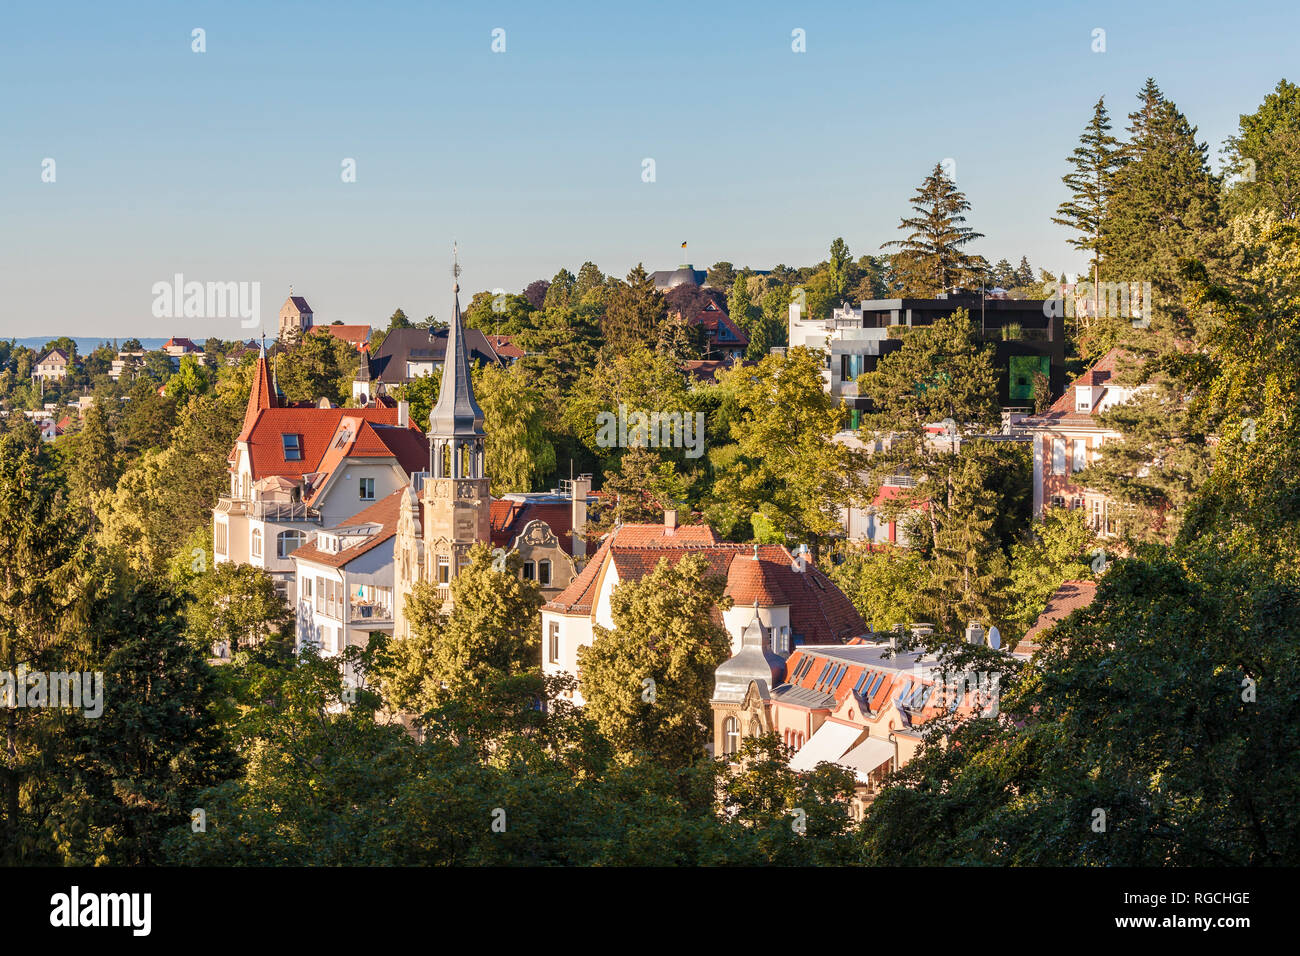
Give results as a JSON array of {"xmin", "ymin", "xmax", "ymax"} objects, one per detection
[{"xmin": 282, "ymin": 434, "xmax": 303, "ymax": 461}]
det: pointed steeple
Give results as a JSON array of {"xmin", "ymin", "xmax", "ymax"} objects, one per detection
[
  {"xmin": 429, "ymin": 246, "xmax": 485, "ymax": 438},
  {"xmin": 240, "ymin": 334, "xmax": 278, "ymax": 439}
]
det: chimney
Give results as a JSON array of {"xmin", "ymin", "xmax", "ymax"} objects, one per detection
[
  {"xmin": 966, "ymin": 621, "xmax": 985, "ymax": 646},
  {"xmin": 664, "ymin": 507, "xmax": 678, "ymax": 535},
  {"xmin": 397, "ymin": 400, "xmax": 409, "ymax": 428},
  {"xmin": 570, "ymin": 475, "xmax": 591, "ymax": 559}
]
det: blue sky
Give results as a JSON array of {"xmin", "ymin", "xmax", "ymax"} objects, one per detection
[{"xmin": 1, "ymin": 0, "xmax": 1296, "ymax": 339}]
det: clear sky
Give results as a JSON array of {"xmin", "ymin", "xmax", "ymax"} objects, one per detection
[{"xmin": 1, "ymin": 0, "xmax": 1296, "ymax": 339}]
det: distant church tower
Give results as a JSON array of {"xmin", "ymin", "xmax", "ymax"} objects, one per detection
[
  {"xmin": 421, "ymin": 253, "xmax": 490, "ymax": 601},
  {"xmin": 278, "ymin": 293, "xmax": 314, "ymax": 342}
]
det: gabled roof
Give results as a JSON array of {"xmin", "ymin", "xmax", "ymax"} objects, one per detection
[
  {"xmin": 1022, "ymin": 348, "xmax": 1127, "ymax": 428},
  {"xmin": 1015, "ymin": 578, "xmax": 1099, "ymax": 654},
  {"xmin": 313, "ymin": 324, "xmax": 372, "ymax": 347},
  {"xmin": 544, "ymin": 524, "xmax": 866, "ymax": 645},
  {"xmin": 163, "ymin": 336, "xmax": 200, "ymax": 351},
  {"xmin": 283, "ymin": 296, "xmax": 313, "ymax": 314},
  {"xmin": 365, "ymin": 326, "xmax": 504, "ymax": 385},
  {"xmin": 234, "ymin": 406, "xmax": 421, "ymax": 481},
  {"xmin": 37, "ymin": 348, "xmax": 69, "ymax": 364},
  {"xmin": 302, "ymin": 416, "xmax": 429, "ymax": 504},
  {"xmin": 290, "ymin": 488, "xmax": 404, "ymax": 569},
  {"xmin": 490, "ymin": 498, "xmax": 581, "ymax": 555},
  {"xmin": 484, "ymin": 334, "xmax": 525, "ymax": 359},
  {"xmin": 689, "ymin": 307, "xmax": 749, "ymax": 348}
]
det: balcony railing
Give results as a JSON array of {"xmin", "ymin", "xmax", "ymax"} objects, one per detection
[{"xmin": 217, "ymin": 496, "xmax": 321, "ymax": 523}]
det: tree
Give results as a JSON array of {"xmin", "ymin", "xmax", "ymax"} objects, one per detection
[
  {"xmin": 706, "ymin": 261, "xmax": 736, "ymax": 292},
  {"xmin": 883, "ymin": 164, "xmax": 985, "ymax": 294},
  {"xmin": 857, "ymin": 308, "xmax": 1000, "ymax": 432},
  {"xmin": 0, "ymin": 423, "xmax": 87, "ymax": 862},
  {"xmin": 601, "ymin": 264, "xmax": 666, "ymax": 353},
  {"xmin": 572, "ymin": 261, "xmax": 606, "ymax": 307},
  {"xmin": 48, "ymin": 576, "xmax": 237, "ymax": 864},
  {"xmin": 921, "ymin": 450, "xmax": 1009, "ymax": 637},
  {"xmin": 1102, "ymin": 78, "xmax": 1222, "ymax": 338},
  {"xmin": 1053, "ymin": 97, "xmax": 1121, "ymax": 319},
  {"xmin": 727, "ymin": 270, "xmax": 758, "ymax": 343},
  {"xmin": 522, "ymin": 279, "xmax": 550, "ymax": 311},
  {"xmin": 184, "ymin": 562, "xmax": 292, "ymax": 657},
  {"xmin": 827, "ymin": 237, "xmax": 852, "ymax": 303},
  {"xmin": 712, "ymin": 348, "xmax": 865, "ymax": 560},
  {"xmin": 515, "ymin": 305, "xmax": 601, "ymax": 398},
  {"xmin": 396, "ymin": 368, "xmax": 441, "ymax": 428},
  {"xmin": 1005, "ymin": 509, "xmax": 1097, "ymax": 637},
  {"xmin": 379, "ymin": 543, "xmax": 541, "ymax": 716},
  {"xmin": 66, "ymin": 401, "xmax": 118, "ymax": 505},
  {"xmin": 473, "ymin": 363, "xmax": 557, "ymax": 494},
  {"xmin": 864, "ymin": 557, "xmax": 1300, "ymax": 865},
  {"xmin": 276, "ymin": 331, "xmax": 358, "ymax": 406},
  {"xmin": 578, "ymin": 553, "xmax": 732, "ymax": 766},
  {"xmin": 654, "ymin": 309, "xmax": 705, "ymax": 362},
  {"xmin": 1224, "ymin": 78, "xmax": 1300, "ymax": 221},
  {"xmin": 829, "ymin": 544, "xmax": 927, "ymax": 633},
  {"xmin": 164, "ymin": 354, "xmax": 213, "ymax": 405},
  {"xmin": 543, "ymin": 268, "xmax": 576, "ymax": 310},
  {"xmin": 586, "ymin": 446, "xmax": 692, "ymax": 535}
]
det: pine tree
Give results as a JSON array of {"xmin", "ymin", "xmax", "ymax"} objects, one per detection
[
  {"xmin": 0, "ymin": 422, "xmax": 88, "ymax": 862},
  {"xmin": 828, "ymin": 237, "xmax": 852, "ymax": 303},
  {"xmin": 1102, "ymin": 79, "xmax": 1223, "ymax": 338},
  {"xmin": 1052, "ymin": 97, "xmax": 1121, "ymax": 320},
  {"xmin": 992, "ymin": 258, "xmax": 1016, "ymax": 289},
  {"xmin": 882, "ymin": 164, "xmax": 985, "ymax": 295},
  {"xmin": 1015, "ymin": 256, "xmax": 1035, "ymax": 288},
  {"xmin": 922, "ymin": 451, "xmax": 1009, "ymax": 637},
  {"xmin": 601, "ymin": 264, "xmax": 665, "ymax": 353}
]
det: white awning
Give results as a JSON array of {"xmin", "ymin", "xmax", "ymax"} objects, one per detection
[
  {"xmin": 838, "ymin": 735, "xmax": 896, "ymax": 783},
  {"xmin": 789, "ymin": 721, "xmax": 863, "ymax": 774}
]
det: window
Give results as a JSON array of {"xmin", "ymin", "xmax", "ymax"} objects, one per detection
[
  {"xmin": 538, "ymin": 559, "xmax": 551, "ymax": 587},
  {"xmin": 214, "ymin": 521, "xmax": 228, "ymax": 555},
  {"xmin": 1051, "ymin": 495, "xmax": 1066, "ymax": 509},
  {"xmin": 776, "ymin": 625, "xmax": 790, "ymax": 654},
  {"xmin": 867, "ymin": 672, "xmax": 885, "ymax": 699},
  {"xmin": 282, "ymin": 434, "xmax": 302, "ymax": 461},
  {"xmin": 1052, "ymin": 438, "xmax": 1066, "ymax": 476},
  {"xmin": 814, "ymin": 662, "xmax": 831, "ymax": 686},
  {"xmin": 1072, "ymin": 439, "xmax": 1088, "ymax": 473},
  {"xmin": 548, "ymin": 622, "xmax": 560, "ymax": 664},
  {"xmin": 251, "ymin": 528, "xmax": 262, "ymax": 558},
  {"xmin": 277, "ymin": 529, "xmax": 305, "ymax": 558},
  {"xmin": 723, "ymin": 717, "xmax": 740, "ymax": 756},
  {"xmin": 302, "ymin": 576, "xmax": 312, "ymax": 600},
  {"xmin": 522, "ymin": 560, "xmax": 535, "ymax": 581},
  {"xmin": 437, "ymin": 556, "xmax": 450, "ymax": 585},
  {"xmin": 359, "ymin": 477, "xmax": 375, "ymax": 501},
  {"xmin": 315, "ymin": 576, "xmax": 325, "ymax": 612}
]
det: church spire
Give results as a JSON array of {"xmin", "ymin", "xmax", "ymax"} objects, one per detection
[
  {"xmin": 428, "ymin": 244, "xmax": 485, "ymax": 439},
  {"xmin": 239, "ymin": 335, "xmax": 278, "ymax": 440}
]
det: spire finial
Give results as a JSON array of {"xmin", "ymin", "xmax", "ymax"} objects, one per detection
[{"xmin": 452, "ymin": 242, "xmax": 461, "ymax": 293}]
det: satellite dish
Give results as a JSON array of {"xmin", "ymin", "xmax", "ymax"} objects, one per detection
[{"xmin": 988, "ymin": 626, "xmax": 1001, "ymax": 650}]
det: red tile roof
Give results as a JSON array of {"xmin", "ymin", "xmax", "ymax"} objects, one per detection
[
  {"xmin": 302, "ymin": 417, "xmax": 429, "ymax": 504},
  {"xmin": 240, "ymin": 354, "xmax": 277, "ymax": 440},
  {"xmin": 1022, "ymin": 348, "xmax": 1127, "ymax": 428},
  {"xmin": 490, "ymin": 499, "xmax": 580, "ymax": 555},
  {"xmin": 1015, "ymin": 578, "xmax": 1099, "ymax": 653},
  {"xmin": 291, "ymin": 489, "xmax": 404, "ymax": 569},
  {"xmin": 544, "ymin": 524, "xmax": 866, "ymax": 645},
  {"xmin": 484, "ymin": 334, "xmax": 525, "ymax": 360},
  {"xmin": 313, "ymin": 324, "xmax": 372, "ymax": 347}
]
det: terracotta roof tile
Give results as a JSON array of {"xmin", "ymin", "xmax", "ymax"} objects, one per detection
[
  {"xmin": 1016, "ymin": 578, "xmax": 1099, "ymax": 653},
  {"xmin": 291, "ymin": 488, "xmax": 404, "ymax": 569}
]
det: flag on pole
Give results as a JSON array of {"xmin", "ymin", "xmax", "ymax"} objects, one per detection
[{"xmin": 681, "ymin": 241, "xmax": 687, "ymax": 249}]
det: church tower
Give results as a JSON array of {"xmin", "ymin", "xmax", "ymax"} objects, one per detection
[{"xmin": 421, "ymin": 252, "xmax": 490, "ymax": 601}]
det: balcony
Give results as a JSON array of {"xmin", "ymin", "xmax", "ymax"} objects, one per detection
[
  {"xmin": 216, "ymin": 496, "xmax": 321, "ymax": 524},
  {"xmin": 349, "ymin": 602, "xmax": 394, "ymax": 626}
]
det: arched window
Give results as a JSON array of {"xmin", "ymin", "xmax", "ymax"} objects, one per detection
[
  {"xmin": 277, "ymin": 529, "xmax": 305, "ymax": 558},
  {"xmin": 538, "ymin": 559, "xmax": 552, "ymax": 587},
  {"xmin": 251, "ymin": 528, "xmax": 262, "ymax": 558},
  {"xmin": 723, "ymin": 717, "xmax": 739, "ymax": 756}
]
